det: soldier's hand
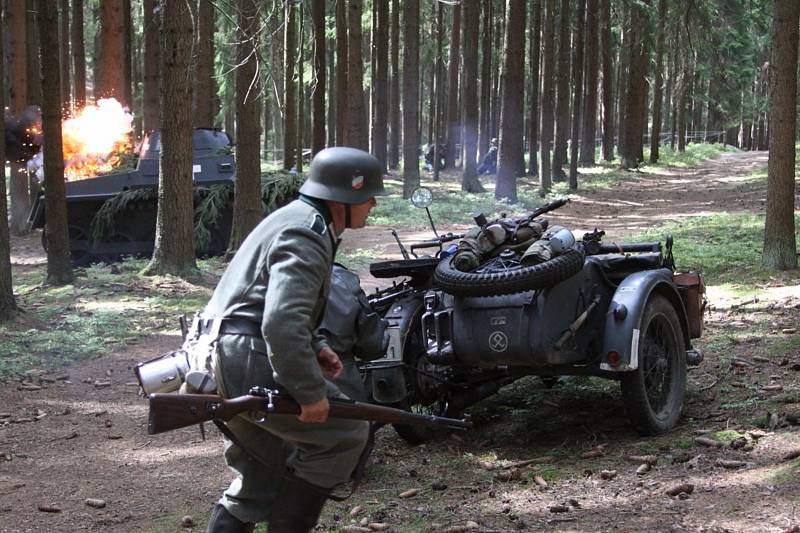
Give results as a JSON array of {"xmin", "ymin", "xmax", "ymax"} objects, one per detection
[
  {"xmin": 299, "ymin": 397, "xmax": 330, "ymax": 423},
  {"xmin": 317, "ymin": 347, "xmax": 343, "ymax": 379}
]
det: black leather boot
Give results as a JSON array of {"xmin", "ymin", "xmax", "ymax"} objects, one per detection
[
  {"xmin": 267, "ymin": 473, "xmax": 330, "ymax": 533},
  {"xmin": 205, "ymin": 503, "xmax": 255, "ymax": 533}
]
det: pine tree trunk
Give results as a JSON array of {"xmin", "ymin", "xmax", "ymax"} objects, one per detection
[
  {"xmin": 580, "ymin": 0, "xmax": 599, "ymax": 164},
  {"xmin": 284, "ymin": 0, "xmax": 297, "ymax": 169},
  {"xmin": 60, "ymin": 0, "xmax": 71, "ymax": 106},
  {"xmin": 490, "ymin": 1, "xmax": 504, "ymax": 142},
  {"xmin": 445, "ymin": 3, "xmax": 461, "ymax": 169},
  {"xmin": 478, "ymin": 0, "xmax": 492, "ymax": 159},
  {"xmin": 143, "ymin": 0, "xmax": 196, "ymax": 276},
  {"xmin": 600, "ymin": 0, "xmax": 613, "ymax": 160},
  {"xmin": 326, "ymin": 40, "xmax": 336, "ymax": 148},
  {"xmin": 432, "ymin": 3, "xmax": 443, "ymax": 181},
  {"xmin": 311, "ymin": 0, "xmax": 326, "ymax": 156},
  {"xmin": 388, "ymin": 0, "xmax": 400, "ymax": 169},
  {"xmin": 649, "ymin": 0, "xmax": 666, "ymax": 163},
  {"xmin": 0, "ymin": 2, "xmax": 17, "ymax": 319},
  {"xmin": 194, "ymin": 0, "xmax": 215, "ymax": 128},
  {"xmin": 335, "ymin": 0, "xmax": 347, "ymax": 146},
  {"xmin": 37, "ymin": 0, "xmax": 73, "ymax": 284},
  {"xmin": 762, "ymin": 0, "xmax": 799, "ymax": 270},
  {"xmin": 495, "ymin": 0, "xmax": 526, "ymax": 202},
  {"xmin": 143, "ymin": 0, "xmax": 160, "ymax": 133},
  {"xmin": 568, "ymin": 0, "xmax": 586, "ymax": 190},
  {"xmin": 344, "ymin": 0, "xmax": 366, "ymax": 149},
  {"xmin": 71, "ymin": 0, "xmax": 86, "ymax": 106},
  {"xmin": 7, "ymin": 0, "xmax": 29, "ymax": 236},
  {"xmin": 528, "ymin": 0, "xmax": 541, "ymax": 175},
  {"xmin": 98, "ymin": 0, "xmax": 126, "ymax": 103},
  {"xmin": 539, "ymin": 0, "xmax": 557, "ymax": 193},
  {"xmin": 552, "ymin": 0, "xmax": 571, "ymax": 180},
  {"xmin": 296, "ymin": 4, "xmax": 305, "ymax": 173},
  {"xmin": 620, "ymin": 0, "xmax": 649, "ymax": 169},
  {"xmin": 26, "ymin": 1, "xmax": 42, "ymax": 107},
  {"xmin": 123, "ymin": 0, "xmax": 132, "ymax": 107},
  {"xmin": 402, "ymin": 0, "xmax": 420, "ymax": 198},
  {"xmin": 461, "ymin": 0, "xmax": 483, "ymax": 192}
]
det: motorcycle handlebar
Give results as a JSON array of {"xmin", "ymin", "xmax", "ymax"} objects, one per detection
[{"xmin": 408, "ymin": 233, "xmax": 464, "ymax": 256}]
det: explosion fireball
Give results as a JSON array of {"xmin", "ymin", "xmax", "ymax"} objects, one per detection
[{"xmin": 60, "ymin": 98, "xmax": 134, "ymax": 181}]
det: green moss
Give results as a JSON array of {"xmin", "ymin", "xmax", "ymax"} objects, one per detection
[{"xmin": 712, "ymin": 430, "xmax": 746, "ymax": 445}]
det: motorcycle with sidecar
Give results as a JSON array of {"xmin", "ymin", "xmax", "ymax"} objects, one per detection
[{"xmin": 361, "ymin": 188, "xmax": 705, "ymax": 444}]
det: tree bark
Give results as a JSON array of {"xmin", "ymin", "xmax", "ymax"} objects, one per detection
[
  {"xmin": 762, "ymin": 0, "xmax": 799, "ymax": 270},
  {"xmin": 445, "ymin": 3, "xmax": 461, "ymax": 169},
  {"xmin": 552, "ymin": 0, "xmax": 571, "ymax": 180},
  {"xmin": 60, "ymin": 0, "xmax": 71, "ymax": 106},
  {"xmin": 283, "ymin": 0, "xmax": 297, "ymax": 169},
  {"xmin": 296, "ymin": 4, "xmax": 305, "ymax": 173},
  {"xmin": 580, "ymin": 0, "xmax": 599, "ymax": 164},
  {"xmin": 326, "ymin": 39, "xmax": 336, "ymax": 148},
  {"xmin": 227, "ymin": 0, "xmax": 263, "ymax": 253},
  {"xmin": 600, "ymin": 0, "xmax": 613, "ymax": 160},
  {"xmin": 432, "ymin": 3, "xmax": 444, "ymax": 181},
  {"xmin": 98, "ymin": 0, "xmax": 126, "ymax": 103},
  {"xmin": 7, "ymin": 0, "xmax": 29, "ymax": 236},
  {"xmin": 335, "ymin": 0, "xmax": 348, "ymax": 146},
  {"xmin": 649, "ymin": 0, "xmax": 667, "ymax": 163},
  {"xmin": 122, "ymin": 0, "xmax": 132, "ymax": 107},
  {"xmin": 478, "ymin": 0, "xmax": 492, "ymax": 159},
  {"xmin": 26, "ymin": 1, "xmax": 42, "ymax": 107},
  {"xmin": 143, "ymin": 0, "xmax": 196, "ymax": 276},
  {"xmin": 569, "ymin": 0, "xmax": 586, "ymax": 190},
  {"xmin": 194, "ymin": 0, "xmax": 216, "ymax": 128},
  {"xmin": 402, "ymin": 0, "xmax": 420, "ymax": 198},
  {"xmin": 0, "ymin": 1, "xmax": 17, "ymax": 320},
  {"xmin": 71, "ymin": 0, "xmax": 86, "ymax": 106},
  {"xmin": 620, "ymin": 0, "xmax": 649, "ymax": 169},
  {"xmin": 461, "ymin": 0, "xmax": 483, "ymax": 192},
  {"xmin": 344, "ymin": 0, "xmax": 366, "ymax": 149},
  {"xmin": 388, "ymin": 0, "xmax": 400, "ymax": 168},
  {"xmin": 495, "ymin": 0, "xmax": 527, "ymax": 202},
  {"xmin": 539, "ymin": 0, "xmax": 556, "ymax": 193},
  {"xmin": 143, "ymin": 0, "xmax": 160, "ymax": 133},
  {"xmin": 528, "ymin": 0, "xmax": 541, "ymax": 176},
  {"xmin": 373, "ymin": 0, "xmax": 389, "ymax": 170},
  {"xmin": 37, "ymin": 0, "xmax": 73, "ymax": 285},
  {"xmin": 311, "ymin": 0, "xmax": 326, "ymax": 156}
]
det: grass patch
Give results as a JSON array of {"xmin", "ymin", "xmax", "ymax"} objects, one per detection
[
  {"xmin": 632, "ymin": 212, "xmax": 800, "ymax": 284},
  {"xmin": 642, "ymin": 143, "xmax": 738, "ymax": 169},
  {"xmin": 712, "ymin": 430, "xmax": 746, "ymax": 445},
  {"xmin": 771, "ymin": 457, "xmax": 800, "ymax": 486},
  {"xmin": 0, "ymin": 257, "xmax": 219, "ymax": 383},
  {"xmin": 338, "ymin": 247, "xmax": 382, "ymax": 271}
]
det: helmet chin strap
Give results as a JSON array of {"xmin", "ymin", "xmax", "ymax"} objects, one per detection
[{"xmin": 345, "ymin": 204, "xmax": 352, "ymax": 229}]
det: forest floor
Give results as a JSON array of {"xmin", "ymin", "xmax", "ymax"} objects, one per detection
[{"xmin": 2, "ymin": 150, "xmax": 800, "ymax": 533}]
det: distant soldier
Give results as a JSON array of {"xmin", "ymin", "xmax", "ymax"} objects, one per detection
[
  {"xmin": 478, "ymin": 138, "xmax": 498, "ymax": 175},
  {"xmin": 202, "ymin": 147, "xmax": 386, "ymax": 533}
]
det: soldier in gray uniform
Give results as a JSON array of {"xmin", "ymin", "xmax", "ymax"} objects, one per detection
[{"xmin": 202, "ymin": 147, "xmax": 386, "ymax": 533}]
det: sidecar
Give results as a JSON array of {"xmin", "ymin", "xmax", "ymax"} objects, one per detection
[
  {"xmin": 364, "ymin": 192, "xmax": 706, "ymax": 443},
  {"xmin": 421, "ymin": 239, "xmax": 705, "ymax": 436}
]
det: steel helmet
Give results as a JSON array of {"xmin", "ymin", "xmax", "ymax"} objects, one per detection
[{"xmin": 300, "ymin": 147, "xmax": 387, "ymax": 205}]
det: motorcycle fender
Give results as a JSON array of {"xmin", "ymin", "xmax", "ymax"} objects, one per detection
[
  {"xmin": 600, "ymin": 268, "xmax": 689, "ymax": 372},
  {"xmin": 369, "ymin": 296, "xmax": 422, "ymax": 403}
]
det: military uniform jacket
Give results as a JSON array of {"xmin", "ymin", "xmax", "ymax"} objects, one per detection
[{"xmin": 204, "ymin": 199, "xmax": 337, "ymax": 405}]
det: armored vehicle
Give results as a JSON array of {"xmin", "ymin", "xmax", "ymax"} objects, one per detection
[{"xmin": 29, "ymin": 128, "xmax": 236, "ymax": 264}]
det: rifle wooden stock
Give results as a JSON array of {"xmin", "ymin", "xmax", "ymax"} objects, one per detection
[{"xmin": 147, "ymin": 391, "xmax": 472, "ymax": 435}]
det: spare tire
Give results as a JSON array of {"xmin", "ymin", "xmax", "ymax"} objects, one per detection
[{"xmin": 434, "ymin": 243, "xmax": 585, "ymax": 297}]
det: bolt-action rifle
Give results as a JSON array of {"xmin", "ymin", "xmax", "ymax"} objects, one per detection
[{"xmin": 147, "ymin": 386, "xmax": 472, "ymax": 435}]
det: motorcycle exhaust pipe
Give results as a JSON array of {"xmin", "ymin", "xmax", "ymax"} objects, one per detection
[{"xmin": 445, "ymin": 378, "xmax": 513, "ymax": 416}]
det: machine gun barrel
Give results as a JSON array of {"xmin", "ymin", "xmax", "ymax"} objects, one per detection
[{"xmin": 528, "ymin": 198, "xmax": 569, "ymax": 221}]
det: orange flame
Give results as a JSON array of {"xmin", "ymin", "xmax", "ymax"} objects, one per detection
[{"xmin": 62, "ymin": 98, "xmax": 134, "ymax": 181}]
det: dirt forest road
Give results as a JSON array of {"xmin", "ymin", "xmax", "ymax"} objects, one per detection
[{"xmin": 2, "ymin": 150, "xmax": 800, "ymax": 533}]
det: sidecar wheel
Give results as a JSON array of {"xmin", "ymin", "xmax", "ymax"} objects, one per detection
[
  {"xmin": 620, "ymin": 295, "xmax": 687, "ymax": 435},
  {"xmin": 434, "ymin": 243, "xmax": 585, "ymax": 296}
]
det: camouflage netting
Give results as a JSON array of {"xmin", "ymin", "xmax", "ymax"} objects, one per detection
[{"xmin": 90, "ymin": 171, "xmax": 305, "ymax": 250}]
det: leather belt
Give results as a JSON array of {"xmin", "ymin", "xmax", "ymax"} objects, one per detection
[{"xmin": 199, "ymin": 318, "xmax": 262, "ymax": 337}]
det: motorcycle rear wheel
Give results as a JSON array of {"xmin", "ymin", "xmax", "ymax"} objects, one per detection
[{"xmin": 620, "ymin": 294, "xmax": 687, "ymax": 435}]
